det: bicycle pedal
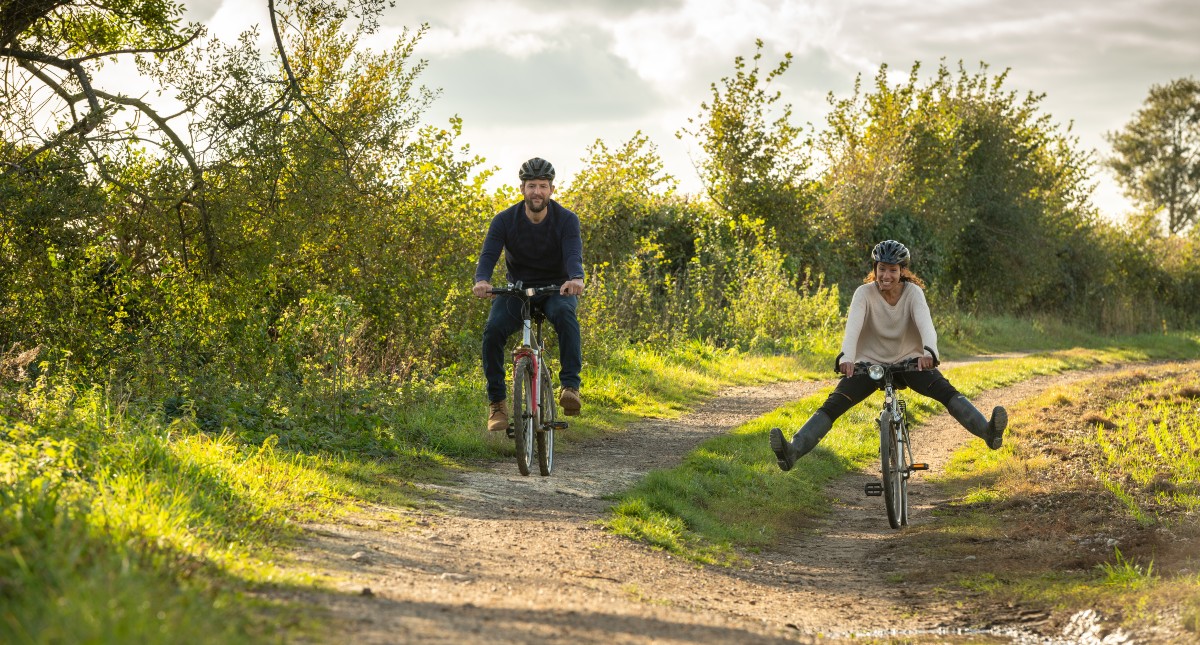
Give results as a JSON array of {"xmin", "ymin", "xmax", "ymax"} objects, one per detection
[
  {"xmin": 864, "ymin": 482, "xmax": 883, "ymax": 496},
  {"xmin": 550, "ymin": 421, "xmax": 569, "ymax": 430},
  {"xmin": 506, "ymin": 426, "xmax": 515, "ymax": 439},
  {"xmin": 910, "ymin": 463, "xmax": 929, "ymax": 471}
]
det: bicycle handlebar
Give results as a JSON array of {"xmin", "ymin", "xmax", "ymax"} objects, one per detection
[
  {"xmin": 488, "ymin": 282, "xmax": 562, "ymax": 298},
  {"xmin": 834, "ymin": 345, "xmax": 940, "ymax": 375},
  {"xmin": 850, "ymin": 357, "xmax": 920, "ymax": 377}
]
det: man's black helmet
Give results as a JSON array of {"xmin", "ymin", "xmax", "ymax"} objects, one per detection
[
  {"xmin": 518, "ymin": 157, "xmax": 556, "ymax": 181},
  {"xmin": 872, "ymin": 240, "xmax": 910, "ymax": 267}
]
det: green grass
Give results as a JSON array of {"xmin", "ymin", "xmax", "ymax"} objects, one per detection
[
  {"xmin": 1095, "ymin": 378, "xmax": 1200, "ymax": 518},
  {"xmin": 936, "ymin": 311, "xmax": 1103, "ymax": 355},
  {"xmin": 0, "ymin": 382, "xmax": 381, "ymax": 643},
  {"xmin": 1098, "ymin": 548, "xmax": 1156, "ymax": 590},
  {"xmin": 578, "ymin": 340, "xmax": 823, "ymax": 432},
  {"xmin": 914, "ymin": 359, "xmax": 1200, "ymax": 638}
]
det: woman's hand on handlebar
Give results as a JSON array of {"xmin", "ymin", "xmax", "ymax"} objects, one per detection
[
  {"xmin": 839, "ymin": 361, "xmax": 854, "ymax": 378},
  {"xmin": 917, "ymin": 355, "xmax": 936, "ymax": 370},
  {"xmin": 472, "ymin": 280, "xmax": 494, "ymax": 299},
  {"xmin": 560, "ymin": 278, "xmax": 584, "ymax": 296}
]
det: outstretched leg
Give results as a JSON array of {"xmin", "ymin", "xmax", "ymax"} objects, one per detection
[
  {"xmin": 946, "ymin": 395, "xmax": 1007, "ymax": 449},
  {"xmin": 769, "ymin": 373, "xmax": 875, "ymax": 472},
  {"xmin": 901, "ymin": 369, "xmax": 1007, "ymax": 450},
  {"xmin": 770, "ymin": 411, "xmax": 833, "ymax": 471}
]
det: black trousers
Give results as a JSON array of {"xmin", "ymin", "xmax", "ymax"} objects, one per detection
[{"xmin": 818, "ymin": 368, "xmax": 961, "ymax": 421}]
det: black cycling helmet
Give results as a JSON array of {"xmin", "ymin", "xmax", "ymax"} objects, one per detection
[
  {"xmin": 871, "ymin": 240, "xmax": 910, "ymax": 267},
  {"xmin": 518, "ymin": 157, "xmax": 556, "ymax": 182}
]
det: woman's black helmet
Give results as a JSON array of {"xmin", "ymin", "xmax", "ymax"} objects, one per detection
[
  {"xmin": 872, "ymin": 240, "xmax": 910, "ymax": 267},
  {"xmin": 518, "ymin": 157, "xmax": 556, "ymax": 181}
]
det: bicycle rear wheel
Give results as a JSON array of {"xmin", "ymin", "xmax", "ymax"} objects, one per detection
[
  {"xmin": 513, "ymin": 357, "xmax": 535, "ymax": 476},
  {"xmin": 879, "ymin": 411, "xmax": 904, "ymax": 529},
  {"xmin": 536, "ymin": 368, "xmax": 555, "ymax": 476}
]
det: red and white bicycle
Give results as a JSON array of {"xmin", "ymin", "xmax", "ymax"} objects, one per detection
[{"xmin": 489, "ymin": 283, "xmax": 568, "ymax": 476}]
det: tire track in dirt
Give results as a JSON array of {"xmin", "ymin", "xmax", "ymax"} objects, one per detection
[{"xmin": 285, "ymin": 357, "xmax": 1125, "ymax": 644}]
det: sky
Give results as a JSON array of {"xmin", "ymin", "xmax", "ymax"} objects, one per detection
[{"xmin": 177, "ymin": 0, "xmax": 1200, "ymax": 221}]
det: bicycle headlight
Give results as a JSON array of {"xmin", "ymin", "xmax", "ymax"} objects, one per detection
[{"xmin": 868, "ymin": 364, "xmax": 885, "ymax": 381}]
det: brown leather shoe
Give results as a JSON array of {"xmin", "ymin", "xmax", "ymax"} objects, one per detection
[
  {"xmin": 487, "ymin": 401, "xmax": 509, "ymax": 432},
  {"xmin": 558, "ymin": 387, "xmax": 581, "ymax": 416}
]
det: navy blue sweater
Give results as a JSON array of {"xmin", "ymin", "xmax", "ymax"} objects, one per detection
[{"xmin": 474, "ymin": 200, "xmax": 584, "ymax": 287}]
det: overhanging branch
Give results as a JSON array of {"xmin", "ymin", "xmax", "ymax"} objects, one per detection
[{"xmin": 268, "ymin": 0, "xmax": 355, "ymax": 176}]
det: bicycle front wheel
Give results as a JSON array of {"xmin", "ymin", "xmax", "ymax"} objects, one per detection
[
  {"xmin": 536, "ymin": 368, "xmax": 555, "ymax": 476},
  {"xmin": 879, "ymin": 411, "xmax": 903, "ymax": 529},
  {"xmin": 513, "ymin": 357, "xmax": 535, "ymax": 476}
]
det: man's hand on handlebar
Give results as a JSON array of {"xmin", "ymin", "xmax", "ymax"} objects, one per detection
[
  {"xmin": 472, "ymin": 280, "xmax": 494, "ymax": 299},
  {"xmin": 560, "ymin": 278, "xmax": 584, "ymax": 296}
]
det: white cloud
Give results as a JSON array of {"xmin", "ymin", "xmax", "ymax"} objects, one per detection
[
  {"xmin": 605, "ymin": 0, "xmax": 850, "ymax": 92},
  {"xmin": 415, "ymin": 2, "xmax": 574, "ymax": 58}
]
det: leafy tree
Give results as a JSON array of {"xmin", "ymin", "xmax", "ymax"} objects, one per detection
[
  {"xmin": 817, "ymin": 61, "xmax": 1094, "ymax": 313},
  {"xmin": 1106, "ymin": 77, "xmax": 1200, "ymax": 235},
  {"xmin": 559, "ymin": 133, "xmax": 682, "ymax": 269},
  {"xmin": 677, "ymin": 40, "xmax": 816, "ymax": 259},
  {"xmin": 816, "ymin": 64, "xmax": 952, "ymax": 287},
  {"xmin": 0, "ymin": 0, "xmax": 489, "ymax": 381}
]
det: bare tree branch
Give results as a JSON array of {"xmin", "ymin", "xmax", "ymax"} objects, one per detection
[
  {"xmin": 268, "ymin": 0, "xmax": 356, "ymax": 175},
  {"xmin": 7, "ymin": 46, "xmax": 219, "ymax": 270},
  {"xmin": 71, "ymin": 27, "xmax": 204, "ymax": 63},
  {"xmin": 0, "ymin": 0, "xmax": 65, "ymax": 50}
]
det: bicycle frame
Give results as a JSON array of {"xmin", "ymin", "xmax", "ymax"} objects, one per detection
[
  {"xmin": 488, "ymin": 282, "xmax": 564, "ymax": 476},
  {"xmin": 837, "ymin": 346, "xmax": 937, "ymax": 528},
  {"xmin": 511, "ymin": 309, "xmax": 545, "ymax": 430},
  {"xmin": 880, "ymin": 375, "xmax": 913, "ymax": 475}
]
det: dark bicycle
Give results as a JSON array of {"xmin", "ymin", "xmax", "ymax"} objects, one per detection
[
  {"xmin": 488, "ymin": 282, "xmax": 568, "ymax": 476},
  {"xmin": 837, "ymin": 346, "xmax": 938, "ymax": 528}
]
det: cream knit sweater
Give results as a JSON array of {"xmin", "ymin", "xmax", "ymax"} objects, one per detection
[{"xmin": 839, "ymin": 282, "xmax": 938, "ymax": 365}]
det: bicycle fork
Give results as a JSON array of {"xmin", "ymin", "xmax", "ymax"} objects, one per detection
[
  {"xmin": 512, "ymin": 311, "xmax": 568, "ymax": 435},
  {"xmin": 514, "ymin": 316, "xmax": 541, "ymax": 429},
  {"xmin": 865, "ymin": 394, "xmax": 927, "ymax": 497}
]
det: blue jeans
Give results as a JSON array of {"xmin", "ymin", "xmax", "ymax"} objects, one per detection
[{"xmin": 482, "ymin": 293, "xmax": 581, "ymax": 403}]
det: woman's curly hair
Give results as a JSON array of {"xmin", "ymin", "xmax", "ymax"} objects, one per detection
[{"xmin": 865, "ymin": 265, "xmax": 926, "ymax": 289}]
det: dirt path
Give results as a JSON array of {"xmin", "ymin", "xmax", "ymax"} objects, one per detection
[{"xmin": 288, "ymin": 359, "xmax": 1123, "ymax": 644}]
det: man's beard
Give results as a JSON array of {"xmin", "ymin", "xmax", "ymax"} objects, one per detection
[{"xmin": 526, "ymin": 196, "xmax": 547, "ymax": 213}]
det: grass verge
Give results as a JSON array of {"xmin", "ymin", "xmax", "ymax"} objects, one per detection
[{"xmin": 903, "ymin": 360, "xmax": 1200, "ymax": 640}]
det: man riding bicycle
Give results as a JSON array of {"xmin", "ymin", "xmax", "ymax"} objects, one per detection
[
  {"xmin": 770, "ymin": 240, "xmax": 1007, "ymax": 471},
  {"xmin": 472, "ymin": 157, "xmax": 586, "ymax": 432}
]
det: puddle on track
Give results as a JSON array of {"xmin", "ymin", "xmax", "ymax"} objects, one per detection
[{"xmin": 825, "ymin": 610, "xmax": 1135, "ymax": 644}]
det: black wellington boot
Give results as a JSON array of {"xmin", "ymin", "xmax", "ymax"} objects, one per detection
[
  {"xmin": 769, "ymin": 410, "xmax": 834, "ymax": 472},
  {"xmin": 946, "ymin": 394, "xmax": 1007, "ymax": 450}
]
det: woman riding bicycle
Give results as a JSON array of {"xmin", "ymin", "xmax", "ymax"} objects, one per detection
[{"xmin": 770, "ymin": 240, "xmax": 1007, "ymax": 471}]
